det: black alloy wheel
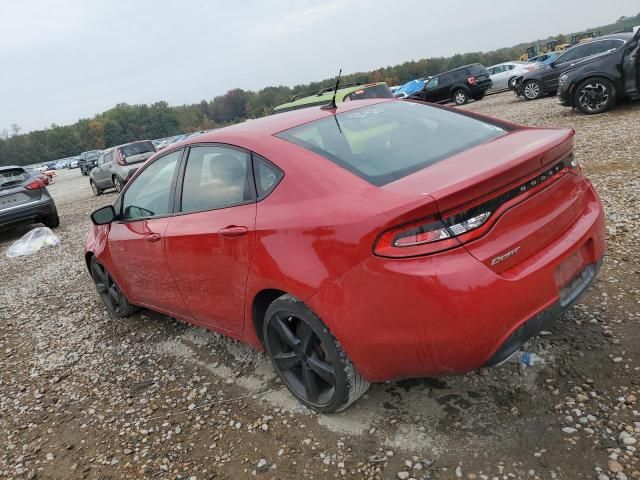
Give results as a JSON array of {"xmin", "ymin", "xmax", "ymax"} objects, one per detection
[
  {"xmin": 263, "ymin": 295, "xmax": 369, "ymax": 413},
  {"xmin": 90, "ymin": 257, "xmax": 134, "ymax": 317}
]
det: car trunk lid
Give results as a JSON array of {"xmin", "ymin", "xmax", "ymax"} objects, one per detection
[
  {"xmin": 384, "ymin": 127, "xmax": 584, "ymax": 271},
  {"xmin": 0, "ymin": 170, "xmax": 42, "ymax": 210}
]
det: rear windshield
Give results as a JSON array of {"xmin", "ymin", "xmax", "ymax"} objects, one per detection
[
  {"xmin": 344, "ymin": 84, "xmax": 394, "ymax": 101},
  {"xmin": 276, "ymin": 101, "xmax": 507, "ymax": 186},
  {"xmin": 464, "ymin": 64, "xmax": 486, "ymax": 75},
  {"xmin": 84, "ymin": 151, "xmax": 100, "ymax": 160},
  {"xmin": 121, "ymin": 141, "xmax": 155, "ymax": 157},
  {"xmin": 0, "ymin": 168, "xmax": 30, "ymax": 189}
]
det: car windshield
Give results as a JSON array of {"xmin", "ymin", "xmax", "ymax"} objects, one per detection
[
  {"xmin": 0, "ymin": 168, "xmax": 30, "ymax": 189},
  {"xmin": 121, "ymin": 141, "xmax": 155, "ymax": 157},
  {"xmin": 276, "ymin": 101, "xmax": 507, "ymax": 186}
]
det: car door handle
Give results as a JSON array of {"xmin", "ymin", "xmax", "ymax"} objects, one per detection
[
  {"xmin": 144, "ymin": 233, "xmax": 162, "ymax": 242},
  {"xmin": 218, "ymin": 225, "xmax": 248, "ymax": 238}
]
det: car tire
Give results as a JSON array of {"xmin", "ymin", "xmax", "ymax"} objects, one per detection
[
  {"xmin": 508, "ymin": 77, "xmax": 518, "ymax": 89},
  {"xmin": 263, "ymin": 294, "xmax": 370, "ymax": 413},
  {"xmin": 90, "ymin": 180, "xmax": 102, "ymax": 196},
  {"xmin": 43, "ymin": 211, "xmax": 60, "ymax": 229},
  {"xmin": 113, "ymin": 176, "xmax": 123, "ymax": 193},
  {"xmin": 453, "ymin": 89, "xmax": 469, "ymax": 105},
  {"xmin": 90, "ymin": 256, "xmax": 135, "ymax": 318},
  {"xmin": 523, "ymin": 80, "xmax": 543, "ymax": 100},
  {"xmin": 574, "ymin": 77, "xmax": 617, "ymax": 115}
]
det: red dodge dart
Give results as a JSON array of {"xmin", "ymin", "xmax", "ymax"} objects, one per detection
[{"xmin": 85, "ymin": 99, "xmax": 605, "ymax": 412}]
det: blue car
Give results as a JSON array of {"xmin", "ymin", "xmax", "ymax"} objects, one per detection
[{"xmin": 393, "ymin": 78, "xmax": 429, "ymax": 98}]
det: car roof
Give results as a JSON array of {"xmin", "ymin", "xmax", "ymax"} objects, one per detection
[{"xmin": 172, "ymin": 98, "xmax": 396, "ymax": 147}]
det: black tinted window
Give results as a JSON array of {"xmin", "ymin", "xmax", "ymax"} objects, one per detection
[
  {"xmin": 181, "ymin": 146, "xmax": 253, "ymax": 213},
  {"xmin": 277, "ymin": 101, "xmax": 507, "ymax": 186},
  {"xmin": 254, "ymin": 156, "xmax": 283, "ymax": 198},
  {"xmin": 121, "ymin": 141, "xmax": 155, "ymax": 157},
  {"xmin": 345, "ymin": 84, "xmax": 394, "ymax": 101},
  {"xmin": 122, "ymin": 149, "xmax": 181, "ymax": 220},
  {"xmin": 0, "ymin": 168, "xmax": 30, "ymax": 188}
]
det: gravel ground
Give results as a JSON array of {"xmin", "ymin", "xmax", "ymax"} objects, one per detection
[{"xmin": 1, "ymin": 92, "xmax": 639, "ymax": 480}]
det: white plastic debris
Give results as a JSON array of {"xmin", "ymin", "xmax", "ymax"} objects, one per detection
[{"xmin": 6, "ymin": 227, "xmax": 61, "ymax": 258}]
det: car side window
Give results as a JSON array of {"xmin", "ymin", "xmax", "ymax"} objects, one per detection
[
  {"xmin": 426, "ymin": 77, "xmax": 439, "ymax": 89},
  {"xmin": 556, "ymin": 45, "xmax": 585, "ymax": 64},
  {"xmin": 121, "ymin": 149, "xmax": 181, "ymax": 220},
  {"xmin": 180, "ymin": 146, "xmax": 253, "ymax": 213},
  {"xmin": 97, "ymin": 153, "xmax": 104, "ymax": 165},
  {"xmin": 105, "ymin": 151, "xmax": 113, "ymax": 164},
  {"xmin": 253, "ymin": 155, "xmax": 283, "ymax": 198}
]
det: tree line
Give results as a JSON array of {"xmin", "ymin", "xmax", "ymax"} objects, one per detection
[{"xmin": 1, "ymin": 11, "xmax": 638, "ymax": 167}]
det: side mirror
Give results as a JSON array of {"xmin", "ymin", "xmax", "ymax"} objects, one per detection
[{"xmin": 91, "ymin": 205, "xmax": 116, "ymax": 225}]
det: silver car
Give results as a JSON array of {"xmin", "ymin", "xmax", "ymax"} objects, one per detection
[
  {"xmin": 89, "ymin": 140, "xmax": 156, "ymax": 196},
  {"xmin": 487, "ymin": 62, "xmax": 535, "ymax": 91},
  {"xmin": 0, "ymin": 166, "xmax": 59, "ymax": 231}
]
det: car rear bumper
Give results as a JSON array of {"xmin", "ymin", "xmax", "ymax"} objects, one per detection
[
  {"xmin": 0, "ymin": 198, "xmax": 57, "ymax": 231},
  {"xmin": 306, "ymin": 181, "xmax": 606, "ymax": 382}
]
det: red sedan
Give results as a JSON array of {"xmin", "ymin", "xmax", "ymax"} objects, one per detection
[{"xmin": 85, "ymin": 99, "xmax": 605, "ymax": 412}]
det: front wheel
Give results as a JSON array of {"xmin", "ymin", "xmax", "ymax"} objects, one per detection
[
  {"xmin": 113, "ymin": 176, "xmax": 123, "ymax": 193},
  {"xmin": 508, "ymin": 77, "xmax": 517, "ymax": 89},
  {"xmin": 263, "ymin": 295, "xmax": 370, "ymax": 413},
  {"xmin": 574, "ymin": 77, "xmax": 616, "ymax": 114},
  {"xmin": 90, "ymin": 257, "xmax": 135, "ymax": 317},
  {"xmin": 453, "ymin": 89, "xmax": 468, "ymax": 105},
  {"xmin": 523, "ymin": 80, "xmax": 543, "ymax": 100},
  {"xmin": 90, "ymin": 180, "xmax": 102, "ymax": 197}
]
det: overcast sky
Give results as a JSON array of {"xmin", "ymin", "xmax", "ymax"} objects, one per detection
[{"xmin": 0, "ymin": 0, "xmax": 637, "ymax": 132}]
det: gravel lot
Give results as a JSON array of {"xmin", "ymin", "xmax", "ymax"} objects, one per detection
[{"xmin": 1, "ymin": 92, "xmax": 639, "ymax": 480}]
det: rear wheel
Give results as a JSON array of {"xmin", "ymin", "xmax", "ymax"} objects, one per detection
[
  {"xmin": 523, "ymin": 80, "xmax": 543, "ymax": 100},
  {"xmin": 113, "ymin": 176, "xmax": 123, "ymax": 193},
  {"xmin": 90, "ymin": 257, "xmax": 135, "ymax": 317},
  {"xmin": 43, "ymin": 211, "xmax": 59, "ymax": 229},
  {"xmin": 263, "ymin": 295, "xmax": 369, "ymax": 413},
  {"xmin": 90, "ymin": 180, "xmax": 102, "ymax": 196},
  {"xmin": 453, "ymin": 89, "xmax": 468, "ymax": 105},
  {"xmin": 574, "ymin": 77, "xmax": 616, "ymax": 114}
]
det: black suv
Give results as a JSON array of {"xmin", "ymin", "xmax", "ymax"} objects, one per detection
[
  {"xmin": 408, "ymin": 64, "xmax": 492, "ymax": 105},
  {"xmin": 513, "ymin": 34, "xmax": 631, "ymax": 100},
  {"xmin": 558, "ymin": 30, "xmax": 639, "ymax": 114}
]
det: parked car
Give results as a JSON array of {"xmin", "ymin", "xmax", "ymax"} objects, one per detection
[
  {"xmin": 85, "ymin": 98, "xmax": 605, "ymax": 413},
  {"xmin": 487, "ymin": 62, "xmax": 536, "ymax": 91},
  {"xmin": 0, "ymin": 166, "xmax": 59, "ymax": 232},
  {"xmin": 408, "ymin": 64, "xmax": 492, "ymax": 105},
  {"xmin": 513, "ymin": 34, "xmax": 631, "ymax": 100},
  {"xmin": 79, "ymin": 150, "xmax": 101, "ymax": 175},
  {"xmin": 89, "ymin": 140, "xmax": 156, "ymax": 195},
  {"xmin": 272, "ymin": 82, "xmax": 393, "ymax": 113},
  {"xmin": 558, "ymin": 30, "xmax": 639, "ymax": 114}
]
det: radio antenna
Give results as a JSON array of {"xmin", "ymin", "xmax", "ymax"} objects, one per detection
[{"xmin": 321, "ymin": 69, "xmax": 342, "ymax": 110}]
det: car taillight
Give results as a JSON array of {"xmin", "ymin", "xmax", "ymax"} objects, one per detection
[
  {"xmin": 467, "ymin": 76, "xmax": 477, "ymax": 85},
  {"xmin": 117, "ymin": 151, "xmax": 126, "ymax": 166},
  {"xmin": 374, "ymin": 153, "xmax": 577, "ymax": 258},
  {"xmin": 374, "ymin": 210, "xmax": 492, "ymax": 258},
  {"xmin": 24, "ymin": 179, "xmax": 45, "ymax": 190}
]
